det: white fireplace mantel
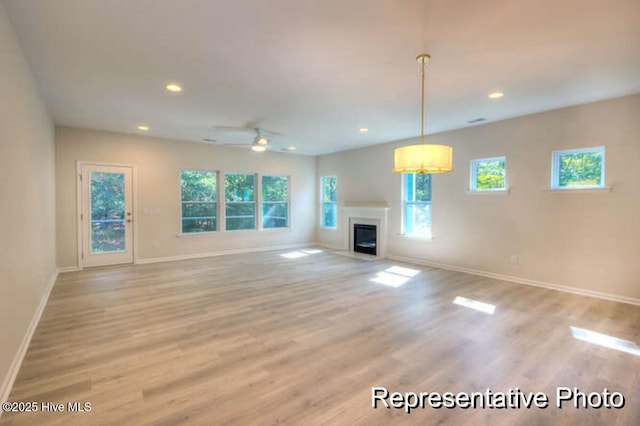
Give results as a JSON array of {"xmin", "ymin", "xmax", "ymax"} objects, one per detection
[
  {"xmin": 341, "ymin": 201, "xmax": 390, "ymax": 258},
  {"xmin": 343, "ymin": 201, "xmax": 391, "ymax": 209}
]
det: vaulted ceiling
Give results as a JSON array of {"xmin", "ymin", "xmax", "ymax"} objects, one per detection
[{"xmin": 4, "ymin": 0, "xmax": 640, "ymax": 155}]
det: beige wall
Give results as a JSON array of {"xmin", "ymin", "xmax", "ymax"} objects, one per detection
[
  {"xmin": 317, "ymin": 94, "xmax": 640, "ymax": 301},
  {"xmin": 0, "ymin": 3, "xmax": 56, "ymax": 398},
  {"xmin": 56, "ymin": 127, "xmax": 317, "ymax": 268}
]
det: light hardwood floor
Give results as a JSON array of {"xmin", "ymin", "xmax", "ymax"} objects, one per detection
[{"xmin": 2, "ymin": 248, "xmax": 639, "ymax": 425}]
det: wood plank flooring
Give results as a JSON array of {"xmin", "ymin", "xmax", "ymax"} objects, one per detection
[{"xmin": 2, "ymin": 248, "xmax": 639, "ymax": 425}]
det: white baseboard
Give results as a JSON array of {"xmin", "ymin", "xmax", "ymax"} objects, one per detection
[
  {"xmin": 135, "ymin": 243, "xmax": 311, "ymax": 265},
  {"xmin": 388, "ymin": 254, "xmax": 640, "ymax": 307},
  {"xmin": 0, "ymin": 270, "xmax": 57, "ymax": 407},
  {"xmin": 57, "ymin": 266, "xmax": 79, "ymax": 273}
]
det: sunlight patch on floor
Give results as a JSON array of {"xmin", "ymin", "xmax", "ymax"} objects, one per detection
[
  {"xmin": 453, "ymin": 296, "xmax": 496, "ymax": 315},
  {"xmin": 370, "ymin": 265, "xmax": 421, "ymax": 288},
  {"xmin": 385, "ymin": 266, "xmax": 420, "ymax": 278},
  {"xmin": 370, "ymin": 271, "xmax": 409, "ymax": 287},
  {"xmin": 570, "ymin": 326, "xmax": 640, "ymax": 356},
  {"xmin": 280, "ymin": 249, "xmax": 323, "ymax": 259},
  {"xmin": 301, "ymin": 249, "xmax": 323, "ymax": 254}
]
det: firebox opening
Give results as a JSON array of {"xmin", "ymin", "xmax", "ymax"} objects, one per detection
[{"xmin": 354, "ymin": 224, "xmax": 377, "ymax": 256}]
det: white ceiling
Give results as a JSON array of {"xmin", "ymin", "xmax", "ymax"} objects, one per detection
[{"xmin": 4, "ymin": 0, "xmax": 640, "ymax": 155}]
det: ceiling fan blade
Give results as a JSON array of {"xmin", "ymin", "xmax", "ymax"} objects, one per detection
[
  {"xmin": 210, "ymin": 125, "xmax": 254, "ymax": 133},
  {"xmin": 207, "ymin": 123, "xmax": 284, "ymax": 152},
  {"xmin": 202, "ymin": 138, "xmax": 251, "ymax": 146},
  {"xmin": 210, "ymin": 125, "xmax": 281, "ymax": 137}
]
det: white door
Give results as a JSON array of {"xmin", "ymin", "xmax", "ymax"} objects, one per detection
[{"xmin": 81, "ymin": 164, "xmax": 134, "ymax": 267}]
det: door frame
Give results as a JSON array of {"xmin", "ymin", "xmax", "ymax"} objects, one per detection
[{"xmin": 76, "ymin": 161, "xmax": 138, "ymax": 270}]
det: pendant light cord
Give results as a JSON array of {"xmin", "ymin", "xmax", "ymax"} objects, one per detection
[
  {"xmin": 417, "ymin": 54, "xmax": 430, "ymax": 145},
  {"xmin": 421, "ymin": 59, "xmax": 425, "ymax": 145}
]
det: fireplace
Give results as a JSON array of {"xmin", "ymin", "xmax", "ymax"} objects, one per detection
[
  {"xmin": 342, "ymin": 202, "xmax": 389, "ymax": 258},
  {"xmin": 353, "ymin": 224, "xmax": 377, "ymax": 256}
]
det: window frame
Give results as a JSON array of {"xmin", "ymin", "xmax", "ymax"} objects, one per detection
[
  {"xmin": 320, "ymin": 176, "xmax": 338, "ymax": 229},
  {"xmin": 261, "ymin": 174, "xmax": 290, "ymax": 230},
  {"xmin": 551, "ymin": 146, "xmax": 605, "ymax": 190},
  {"xmin": 224, "ymin": 172, "xmax": 257, "ymax": 231},
  {"xmin": 469, "ymin": 156, "xmax": 507, "ymax": 192},
  {"xmin": 179, "ymin": 169, "xmax": 219, "ymax": 234},
  {"xmin": 402, "ymin": 172, "xmax": 432, "ymax": 238}
]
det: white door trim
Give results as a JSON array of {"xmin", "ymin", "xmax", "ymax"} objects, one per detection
[{"xmin": 76, "ymin": 161, "xmax": 138, "ymax": 270}]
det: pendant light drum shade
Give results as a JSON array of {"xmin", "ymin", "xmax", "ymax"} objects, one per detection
[
  {"xmin": 393, "ymin": 53, "xmax": 453, "ymax": 174},
  {"xmin": 394, "ymin": 144, "xmax": 452, "ymax": 173}
]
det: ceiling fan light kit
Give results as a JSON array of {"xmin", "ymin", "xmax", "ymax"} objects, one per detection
[
  {"xmin": 393, "ymin": 54, "xmax": 453, "ymax": 173},
  {"xmin": 208, "ymin": 126, "xmax": 278, "ymax": 152},
  {"xmin": 251, "ymin": 133, "xmax": 269, "ymax": 152},
  {"xmin": 251, "ymin": 142, "xmax": 267, "ymax": 152}
]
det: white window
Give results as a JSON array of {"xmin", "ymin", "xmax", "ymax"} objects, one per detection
[
  {"xmin": 261, "ymin": 175, "xmax": 289, "ymax": 229},
  {"xmin": 470, "ymin": 157, "xmax": 506, "ymax": 191},
  {"xmin": 321, "ymin": 176, "xmax": 337, "ymax": 228},
  {"xmin": 224, "ymin": 173, "xmax": 256, "ymax": 230},
  {"xmin": 551, "ymin": 147, "xmax": 605, "ymax": 190},
  {"xmin": 402, "ymin": 173, "xmax": 432, "ymax": 237},
  {"xmin": 180, "ymin": 170, "xmax": 217, "ymax": 233}
]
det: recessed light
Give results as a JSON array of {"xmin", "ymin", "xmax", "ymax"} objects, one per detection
[
  {"xmin": 287, "ymin": 146, "xmax": 296, "ymax": 151},
  {"xmin": 359, "ymin": 127, "xmax": 369, "ymax": 133},
  {"xmin": 165, "ymin": 83, "xmax": 183, "ymax": 93},
  {"xmin": 488, "ymin": 92, "xmax": 504, "ymax": 99},
  {"xmin": 137, "ymin": 125, "xmax": 149, "ymax": 131}
]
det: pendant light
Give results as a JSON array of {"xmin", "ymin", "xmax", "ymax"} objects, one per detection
[{"xmin": 393, "ymin": 54, "xmax": 453, "ymax": 173}]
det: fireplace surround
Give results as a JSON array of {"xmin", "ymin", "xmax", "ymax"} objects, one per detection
[{"xmin": 342, "ymin": 202, "xmax": 390, "ymax": 258}]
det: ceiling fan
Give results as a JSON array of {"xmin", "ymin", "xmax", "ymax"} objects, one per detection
[{"xmin": 204, "ymin": 125, "xmax": 281, "ymax": 152}]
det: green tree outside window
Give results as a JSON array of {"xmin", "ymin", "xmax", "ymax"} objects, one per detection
[
  {"xmin": 181, "ymin": 170, "xmax": 217, "ymax": 233},
  {"xmin": 552, "ymin": 147, "xmax": 604, "ymax": 189},
  {"xmin": 225, "ymin": 173, "xmax": 256, "ymax": 230},
  {"xmin": 471, "ymin": 157, "xmax": 506, "ymax": 191},
  {"xmin": 262, "ymin": 175, "xmax": 289, "ymax": 228}
]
